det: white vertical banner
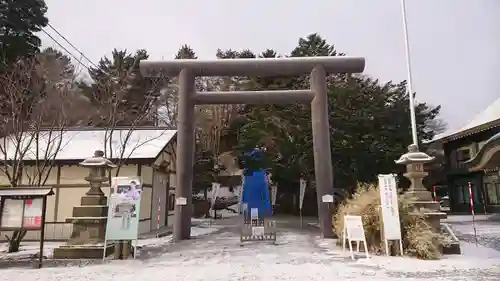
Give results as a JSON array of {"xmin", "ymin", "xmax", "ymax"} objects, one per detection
[
  {"xmin": 299, "ymin": 179, "xmax": 307, "ymax": 227},
  {"xmin": 271, "ymin": 186, "xmax": 278, "ymax": 206},
  {"xmin": 299, "ymin": 179, "xmax": 306, "ymax": 210},
  {"xmin": 210, "ymin": 182, "xmax": 221, "ymax": 212},
  {"xmin": 378, "ymin": 174, "xmax": 403, "ymax": 255}
]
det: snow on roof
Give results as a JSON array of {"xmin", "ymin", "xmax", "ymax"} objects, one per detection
[
  {"xmin": 0, "ymin": 128, "xmax": 177, "ymax": 161},
  {"xmin": 432, "ymin": 97, "xmax": 500, "ymax": 143}
]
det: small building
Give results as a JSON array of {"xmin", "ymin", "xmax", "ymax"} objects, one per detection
[
  {"xmin": 0, "ymin": 128, "xmax": 177, "ymax": 241},
  {"xmin": 431, "ymin": 98, "xmax": 500, "ymax": 213}
]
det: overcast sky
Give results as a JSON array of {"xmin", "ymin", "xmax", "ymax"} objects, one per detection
[{"xmin": 41, "ymin": 0, "xmax": 500, "ymax": 131}]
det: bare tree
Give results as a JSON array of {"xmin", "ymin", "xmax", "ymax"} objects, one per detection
[
  {"xmin": 0, "ymin": 55, "xmax": 87, "ymax": 187},
  {"xmin": 0, "ymin": 54, "xmax": 87, "ymax": 252},
  {"xmin": 87, "ymin": 58, "xmax": 173, "ymax": 176}
]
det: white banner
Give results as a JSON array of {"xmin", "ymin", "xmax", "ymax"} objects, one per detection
[
  {"xmin": 299, "ymin": 179, "xmax": 306, "ymax": 210},
  {"xmin": 378, "ymin": 174, "xmax": 402, "ymax": 240},
  {"xmin": 210, "ymin": 182, "xmax": 221, "ymax": 210},
  {"xmin": 271, "ymin": 186, "xmax": 278, "ymax": 206}
]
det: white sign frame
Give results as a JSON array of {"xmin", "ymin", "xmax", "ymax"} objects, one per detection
[
  {"xmin": 378, "ymin": 174, "xmax": 404, "ymax": 256},
  {"xmin": 342, "ymin": 215, "xmax": 369, "ymax": 260}
]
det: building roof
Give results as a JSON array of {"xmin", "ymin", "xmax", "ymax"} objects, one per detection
[
  {"xmin": 432, "ymin": 97, "xmax": 500, "ymax": 143},
  {"xmin": 0, "ymin": 128, "xmax": 177, "ymax": 162}
]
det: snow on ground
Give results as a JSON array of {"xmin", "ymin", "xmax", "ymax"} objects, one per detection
[
  {"xmin": 445, "ymin": 215, "xmax": 500, "ymax": 252},
  {"xmin": 137, "ymin": 225, "xmax": 221, "ymax": 248},
  {"xmin": 0, "ymin": 242, "xmax": 61, "ymax": 260},
  {"xmin": 0, "ymin": 225, "xmax": 221, "ymax": 261},
  {"xmin": 314, "ymin": 236, "xmax": 500, "ymax": 273},
  {"xmin": 1, "ymin": 221, "xmax": 499, "ymax": 281}
]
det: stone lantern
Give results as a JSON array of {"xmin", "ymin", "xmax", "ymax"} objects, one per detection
[
  {"xmin": 395, "ymin": 144, "xmax": 446, "ymax": 228},
  {"xmin": 395, "ymin": 144, "xmax": 461, "ymax": 254},
  {"xmin": 53, "ymin": 150, "xmax": 116, "ymax": 259},
  {"xmin": 79, "ymin": 150, "xmax": 116, "ymax": 198}
]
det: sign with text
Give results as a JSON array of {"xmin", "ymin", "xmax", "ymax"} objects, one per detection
[
  {"xmin": 342, "ymin": 215, "xmax": 369, "ymax": 259},
  {"xmin": 0, "ymin": 198, "xmax": 43, "ymax": 228},
  {"xmin": 378, "ymin": 174, "xmax": 402, "ymax": 240},
  {"xmin": 105, "ymin": 177, "xmax": 143, "ymax": 241}
]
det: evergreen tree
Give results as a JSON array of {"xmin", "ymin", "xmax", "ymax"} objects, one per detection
[
  {"xmin": 231, "ymin": 33, "xmax": 445, "ymax": 202},
  {"xmin": 175, "ymin": 44, "xmax": 197, "ymax": 59},
  {"xmin": 81, "ymin": 49, "xmax": 159, "ymax": 126},
  {"xmin": 0, "ymin": 0, "xmax": 48, "ymax": 65}
]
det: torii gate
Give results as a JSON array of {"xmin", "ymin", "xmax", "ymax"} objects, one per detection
[{"xmin": 140, "ymin": 56, "xmax": 365, "ymax": 240}]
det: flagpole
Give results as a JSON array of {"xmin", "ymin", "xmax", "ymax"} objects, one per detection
[{"xmin": 401, "ymin": 0, "xmax": 419, "ymax": 148}]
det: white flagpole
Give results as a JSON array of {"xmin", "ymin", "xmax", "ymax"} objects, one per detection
[{"xmin": 401, "ymin": 0, "xmax": 419, "ymax": 148}]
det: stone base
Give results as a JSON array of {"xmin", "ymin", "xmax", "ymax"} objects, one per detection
[{"xmin": 53, "ymin": 244, "xmax": 115, "ymax": 259}]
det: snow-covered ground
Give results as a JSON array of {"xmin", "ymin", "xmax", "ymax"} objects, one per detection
[
  {"xmin": 445, "ymin": 215, "xmax": 500, "ymax": 252},
  {"xmin": 1, "ymin": 218, "xmax": 499, "ymax": 281},
  {"xmin": 0, "ymin": 242, "xmax": 61, "ymax": 260},
  {"xmin": 0, "ymin": 225, "xmax": 221, "ymax": 261}
]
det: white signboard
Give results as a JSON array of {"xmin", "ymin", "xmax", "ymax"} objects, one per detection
[
  {"xmin": 321, "ymin": 194, "xmax": 334, "ymax": 203},
  {"xmin": 342, "ymin": 215, "xmax": 369, "ymax": 259},
  {"xmin": 299, "ymin": 179, "xmax": 306, "ymax": 210},
  {"xmin": 252, "ymin": 226, "xmax": 265, "ymax": 236},
  {"xmin": 250, "ymin": 208, "xmax": 259, "ymax": 219},
  {"xmin": 175, "ymin": 197, "xmax": 187, "ymax": 206},
  {"xmin": 378, "ymin": 174, "xmax": 402, "ymax": 240},
  {"xmin": 271, "ymin": 186, "xmax": 278, "ymax": 206}
]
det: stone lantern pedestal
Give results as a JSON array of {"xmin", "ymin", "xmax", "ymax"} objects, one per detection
[
  {"xmin": 53, "ymin": 150, "xmax": 116, "ymax": 259},
  {"xmin": 396, "ymin": 144, "xmax": 460, "ymax": 254}
]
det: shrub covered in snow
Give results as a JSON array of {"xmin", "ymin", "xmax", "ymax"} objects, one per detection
[{"xmin": 333, "ymin": 182, "xmax": 446, "ymax": 260}]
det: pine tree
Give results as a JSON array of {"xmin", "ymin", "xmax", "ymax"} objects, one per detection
[{"xmin": 0, "ymin": 0, "xmax": 48, "ymax": 65}]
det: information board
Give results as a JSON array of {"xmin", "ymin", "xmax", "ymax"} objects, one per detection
[
  {"xmin": 0, "ymin": 198, "xmax": 43, "ymax": 228},
  {"xmin": 104, "ymin": 177, "xmax": 143, "ymax": 241},
  {"xmin": 378, "ymin": 174, "xmax": 402, "ymax": 240}
]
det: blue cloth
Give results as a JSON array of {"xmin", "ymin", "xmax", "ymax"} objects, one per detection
[{"xmin": 241, "ymin": 169, "xmax": 271, "ymax": 217}]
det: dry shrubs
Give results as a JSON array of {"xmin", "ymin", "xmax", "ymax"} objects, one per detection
[{"xmin": 333, "ymin": 182, "xmax": 446, "ymax": 260}]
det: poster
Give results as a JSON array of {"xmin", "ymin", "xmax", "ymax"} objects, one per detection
[
  {"xmin": 0, "ymin": 198, "xmax": 43, "ymax": 228},
  {"xmin": 105, "ymin": 177, "xmax": 143, "ymax": 241},
  {"xmin": 0, "ymin": 199, "xmax": 24, "ymax": 228},
  {"xmin": 378, "ymin": 174, "xmax": 402, "ymax": 240},
  {"xmin": 23, "ymin": 198, "xmax": 43, "ymax": 228}
]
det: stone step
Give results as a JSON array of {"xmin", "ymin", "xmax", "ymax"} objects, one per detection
[
  {"xmin": 81, "ymin": 196, "xmax": 108, "ymax": 206},
  {"xmin": 73, "ymin": 205, "xmax": 108, "ymax": 217},
  {"xmin": 53, "ymin": 244, "xmax": 114, "ymax": 259},
  {"xmin": 412, "ymin": 200, "xmax": 441, "ymax": 210},
  {"xmin": 405, "ymin": 190, "xmax": 433, "ymax": 201}
]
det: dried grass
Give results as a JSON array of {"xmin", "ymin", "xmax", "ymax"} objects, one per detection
[{"xmin": 333, "ymin": 182, "xmax": 446, "ymax": 260}]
